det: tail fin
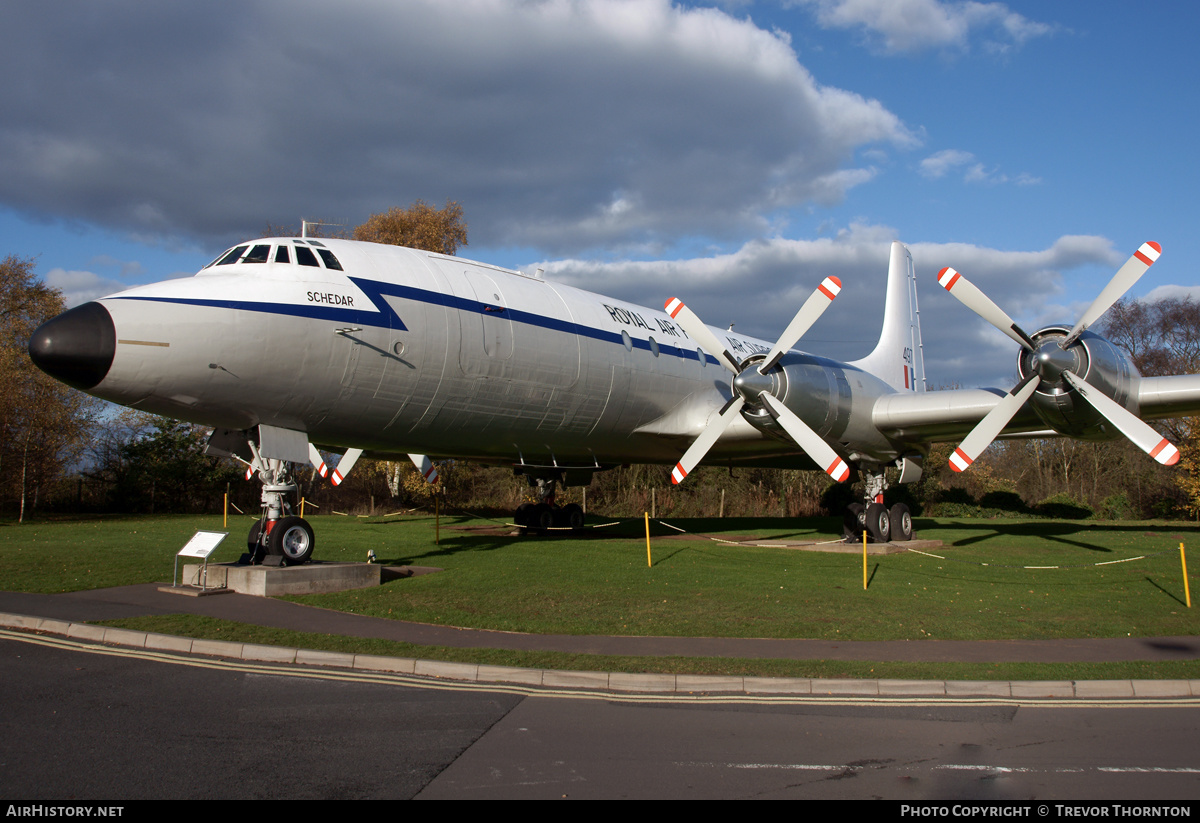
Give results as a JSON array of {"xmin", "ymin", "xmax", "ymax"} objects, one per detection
[{"xmin": 849, "ymin": 241, "xmax": 925, "ymax": 392}]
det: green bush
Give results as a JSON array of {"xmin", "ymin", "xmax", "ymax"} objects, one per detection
[
  {"xmin": 1035, "ymin": 492, "xmax": 1093, "ymax": 519},
  {"xmin": 979, "ymin": 490, "xmax": 1028, "ymax": 514},
  {"xmin": 1096, "ymin": 492, "xmax": 1133, "ymax": 520}
]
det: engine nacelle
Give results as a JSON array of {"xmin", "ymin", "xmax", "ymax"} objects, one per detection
[
  {"xmin": 732, "ymin": 352, "xmax": 894, "ymax": 456},
  {"xmin": 1019, "ymin": 326, "xmax": 1141, "ymax": 440}
]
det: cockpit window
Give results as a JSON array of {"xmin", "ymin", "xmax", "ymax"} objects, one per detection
[
  {"xmin": 317, "ymin": 249, "xmax": 343, "ymax": 271},
  {"xmin": 274, "ymin": 246, "xmax": 290, "ymax": 264},
  {"xmin": 243, "ymin": 244, "xmax": 271, "ymax": 264},
  {"xmin": 216, "ymin": 245, "xmax": 249, "ymax": 265},
  {"xmin": 295, "ymin": 246, "xmax": 320, "ymax": 267},
  {"xmin": 204, "ymin": 248, "xmax": 233, "ymax": 268}
]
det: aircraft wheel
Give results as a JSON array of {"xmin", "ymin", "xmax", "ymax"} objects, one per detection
[
  {"xmin": 562, "ymin": 503, "xmax": 585, "ymax": 531},
  {"xmin": 889, "ymin": 503, "xmax": 913, "ymax": 541},
  {"xmin": 514, "ymin": 503, "xmax": 533, "ymax": 528},
  {"xmin": 270, "ymin": 516, "xmax": 315, "ymax": 565},
  {"xmin": 843, "ymin": 503, "xmax": 865, "ymax": 540},
  {"xmin": 864, "ymin": 502, "xmax": 891, "ymax": 543},
  {"xmin": 534, "ymin": 504, "xmax": 555, "ymax": 531}
]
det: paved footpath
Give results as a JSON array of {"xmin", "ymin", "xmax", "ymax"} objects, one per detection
[{"xmin": 2, "ymin": 584, "xmax": 1198, "ymax": 700}]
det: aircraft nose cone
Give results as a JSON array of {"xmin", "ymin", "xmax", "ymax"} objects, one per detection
[
  {"xmin": 1033, "ymin": 340, "xmax": 1077, "ymax": 384},
  {"xmin": 28, "ymin": 302, "xmax": 116, "ymax": 390},
  {"xmin": 733, "ymin": 366, "xmax": 778, "ymax": 405}
]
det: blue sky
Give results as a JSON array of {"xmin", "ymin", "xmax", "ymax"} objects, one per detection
[{"xmin": 2, "ymin": 0, "xmax": 1196, "ymax": 389}]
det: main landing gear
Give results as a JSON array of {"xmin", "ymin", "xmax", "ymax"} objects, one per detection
[
  {"xmin": 245, "ymin": 452, "xmax": 315, "ymax": 566},
  {"xmin": 513, "ymin": 475, "xmax": 585, "ymax": 532},
  {"xmin": 842, "ymin": 467, "xmax": 914, "ymax": 544}
]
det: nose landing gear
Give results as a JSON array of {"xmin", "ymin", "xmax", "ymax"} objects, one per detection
[{"xmin": 245, "ymin": 447, "xmax": 315, "ymax": 566}]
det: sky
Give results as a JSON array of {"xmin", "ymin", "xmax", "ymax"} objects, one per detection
[{"xmin": 2, "ymin": 0, "xmax": 1197, "ymax": 390}]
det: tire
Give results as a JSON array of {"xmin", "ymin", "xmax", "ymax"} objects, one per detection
[
  {"xmin": 534, "ymin": 503, "xmax": 555, "ymax": 531},
  {"xmin": 269, "ymin": 516, "xmax": 315, "ymax": 565},
  {"xmin": 562, "ymin": 503, "xmax": 585, "ymax": 530},
  {"xmin": 864, "ymin": 502, "xmax": 891, "ymax": 543},
  {"xmin": 889, "ymin": 503, "xmax": 913, "ymax": 542},
  {"xmin": 514, "ymin": 503, "xmax": 533, "ymax": 528},
  {"xmin": 843, "ymin": 502, "xmax": 865, "ymax": 541}
]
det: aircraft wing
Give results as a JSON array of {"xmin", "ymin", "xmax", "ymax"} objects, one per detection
[
  {"xmin": 1136, "ymin": 374, "xmax": 1200, "ymax": 421},
  {"xmin": 872, "ymin": 387, "xmax": 1048, "ymax": 444},
  {"xmin": 873, "ymin": 375, "xmax": 1200, "ymax": 447}
]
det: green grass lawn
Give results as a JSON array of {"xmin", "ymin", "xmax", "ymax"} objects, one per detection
[{"xmin": 1, "ymin": 511, "xmax": 1196, "ymax": 643}]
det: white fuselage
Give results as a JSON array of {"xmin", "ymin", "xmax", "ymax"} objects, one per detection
[{"xmin": 87, "ymin": 238, "xmax": 902, "ymax": 470}]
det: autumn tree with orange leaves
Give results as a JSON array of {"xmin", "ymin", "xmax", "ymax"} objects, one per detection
[{"xmin": 353, "ymin": 200, "xmax": 468, "ymax": 256}]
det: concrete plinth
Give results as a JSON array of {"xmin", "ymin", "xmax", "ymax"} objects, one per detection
[{"xmin": 174, "ymin": 561, "xmax": 403, "ymax": 596}]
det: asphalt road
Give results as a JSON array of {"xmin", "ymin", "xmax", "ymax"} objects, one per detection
[{"xmin": 3, "ymin": 634, "xmax": 1199, "ymax": 801}]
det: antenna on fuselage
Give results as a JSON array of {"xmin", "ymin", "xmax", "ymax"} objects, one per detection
[{"xmin": 301, "ymin": 219, "xmax": 346, "ymax": 238}]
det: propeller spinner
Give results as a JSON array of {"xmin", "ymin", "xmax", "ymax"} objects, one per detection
[
  {"xmin": 940, "ymin": 241, "xmax": 1175, "ymax": 472},
  {"xmin": 665, "ymin": 277, "xmax": 850, "ymax": 485}
]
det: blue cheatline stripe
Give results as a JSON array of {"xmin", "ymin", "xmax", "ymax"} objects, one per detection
[{"xmin": 111, "ymin": 276, "xmax": 721, "ymax": 366}]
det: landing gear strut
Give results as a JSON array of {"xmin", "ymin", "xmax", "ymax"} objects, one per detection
[
  {"xmin": 513, "ymin": 475, "xmax": 585, "ymax": 532},
  {"xmin": 245, "ymin": 447, "xmax": 315, "ymax": 565},
  {"xmin": 842, "ymin": 466, "xmax": 913, "ymax": 544}
]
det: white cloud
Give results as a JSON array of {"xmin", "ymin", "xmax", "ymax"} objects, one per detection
[
  {"xmin": 43, "ymin": 269, "xmax": 128, "ymax": 308},
  {"xmin": 793, "ymin": 0, "xmax": 1055, "ymax": 54},
  {"xmin": 537, "ymin": 227, "xmax": 1118, "ymax": 389},
  {"xmin": 919, "ymin": 149, "xmax": 1039, "ymax": 186},
  {"xmin": 0, "ymin": 0, "xmax": 915, "ymax": 258},
  {"xmin": 919, "ymin": 149, "xmax": 976, "ymax": 178},
  {"xmin": 1141, "ymin": 284, "xmax": 1200, "ymax": 303}
]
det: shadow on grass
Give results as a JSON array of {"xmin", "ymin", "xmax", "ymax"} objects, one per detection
[{"xmin": 915, "ymin": 518, "xmax": 1200, "ymax": 554}]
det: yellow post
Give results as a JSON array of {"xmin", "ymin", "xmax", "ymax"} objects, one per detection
[
  {"xmin": 862, "ymin": 529, "xmax": 868, "ymax": 590},
  {"xmin": 435, "ymin": 492, "xmax": 440, "ymax": 545},
  {"xmin": 300, "ymin": 497, "xmax": 306, "ymax": 518},
  {"xmin": 645, "ymin": 512, "xmax": 652, "ymax": 567},
  {"xmin": 223, "ymin": 492, "xmax": 228, "ymax": 529},
  {"xmin": 1181, "ymin": 542, "xmax": 1192, "ymax": 608}
]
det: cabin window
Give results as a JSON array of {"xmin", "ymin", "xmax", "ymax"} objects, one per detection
[
  {"xmin": 274, "ymin": 246, "xmax": 290, "ymax": 264},
  {"xmin": 697, "ymin": 347, "xmax": 706, "ymax": 367},
  {"xmin": 317, "ymin": 249, "xmax": 343, "ymax": 271},
  {"xmin": 243, "ymin": 244, "xmax": 271, "ymax": 264},
  {"xmin": 215, "ymin": 245, "xmax": 249, "ymax": 265},
  {"xmin": 621, "ymin": 330, "xmax": 632, "ymax": 352},
  {"xmin": 295, "ymin": 246, "xmax": 320, "ymax": 267},
  {"xmin": 649, "ymin": 336, "xmax": 660, "ymax": 357}
]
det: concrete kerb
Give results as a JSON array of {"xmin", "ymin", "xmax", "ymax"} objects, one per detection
[{"xmin": 1, "ymin": 610, "xmax": 1197, "ymax": 701}]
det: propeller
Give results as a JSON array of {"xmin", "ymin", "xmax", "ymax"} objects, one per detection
[
  {"xmin": 330, "ymin": 448, "xmax": 363, "ymax": 486},
  {"xmin": 940, "ymin": 241, "xmax": 1174, "ymax": 471},
  {"xmin": 308, "ymin": 443, "xmax": 329, "ymax": 479},
  {"xmin": 665, "ymin": 275, "xmax": 848, "ymax": 484},
  {"xmin": 408, "ymin": 453, "xmax": 440, "ymax": 484}
]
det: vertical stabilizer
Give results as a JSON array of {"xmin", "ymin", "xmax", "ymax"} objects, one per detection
[{"xmin": 849, "ymin": 241, "xmax": 925, "ymax": 392}]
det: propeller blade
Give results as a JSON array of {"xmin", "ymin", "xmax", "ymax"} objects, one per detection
[
  {"xmin": 758, "ymin": 276, "xmax": 842, "ymax": 374},
  {"xmin": 759, "ymin": 393, "xmax": 851, "ymax": 482},
  {"xmin": 1061, "ymin": 371, "xmax": 1179, "ymax": 465},
  {"xmin": 1063, "ymin": 241, "xmax": 1161, "ymax": 347},
  {"xmin": 408, "ymin": 453, "xmax": 439, "ymax": 484},
  {"xmin": 937, "ymin": 267, "xmax": 1036, "ymax": 351},
  {"xmin": 331, "ymin": 447, "xmax": 363, "ymax": 486},
  {"xmin": 671, "ymin": 396, "xmax": 745, "ymax": 484},
  {"xmin": 308, "ymin": 443, "xmax": 329, "ymax": 478},
  {"xmin": 948, "ymin": 373, "xmax": 1041, "ymax": 472},
  {"xmin": 664, "ymin": 297, "xmax": 741, "ymax": 374}
]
